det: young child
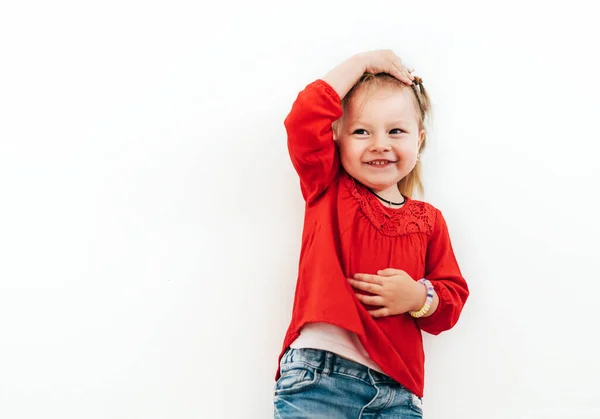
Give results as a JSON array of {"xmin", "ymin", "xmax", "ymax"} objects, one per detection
[{"xmin": 274, "ymin": 50, "xmax": 470, "ymax": 418}]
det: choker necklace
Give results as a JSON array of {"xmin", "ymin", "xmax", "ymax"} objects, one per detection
[{"xmin": 368, "ymin": 189, "xmax": 406, "ymax": 207}]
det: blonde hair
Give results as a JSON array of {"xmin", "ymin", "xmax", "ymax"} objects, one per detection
[{"xmin": 333, "ymin": 73, "xmax": 432, "ymax": 198}]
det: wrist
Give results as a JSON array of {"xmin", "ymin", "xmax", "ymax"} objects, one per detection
[
  {"xmin": 411, "ymin": 280, "xmax": 428, "ymax": 311},
  {"xmin": 409, "ymin": 279, "xmax": 435, "ymax": 318},
  {"xmin": 350, "ymin": 52, "xmax": 368, "ymax": 73},
  {"xmin": 323, "ymin": 56, "xmax": 367, "ymax": 99}
]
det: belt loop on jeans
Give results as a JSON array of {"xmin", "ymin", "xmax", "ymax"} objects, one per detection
[{"xmin": 322, "ymin": 351, "xmax": 335, "ymax": 376}]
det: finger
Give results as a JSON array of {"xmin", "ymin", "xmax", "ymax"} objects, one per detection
[
  {"xmin": 368, "ymin": 307, "xmax": 390, "ymax": 318},
  {"xmin": 377, "ymin": 268, "xmax": 404, "ymax": 276},
  {"xmin": 395, "ymin": 60, "xmax": 415, "ymax": 81},
  {"xmin": 399, "ymin": 64, "xmax": 415, "ymax": 79},
  {"xmin": 392, "ymin": 62, "xmax": 413, "ymax": 85},
  {"xmin": 348, "ymin": 278, "xmax": 382, "ymax": 294},
  {"xmin": 355, "ymin": 293, "xmax": 385, "ymax": 306},
  {"xmin": 353, "ymin": 273, "xmax": 383, "ymax": 285}
]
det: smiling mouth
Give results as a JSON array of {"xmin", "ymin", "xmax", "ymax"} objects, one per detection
[{"xmin": 365, "ymin": 159, "xmax": 397, "ymax": 166}]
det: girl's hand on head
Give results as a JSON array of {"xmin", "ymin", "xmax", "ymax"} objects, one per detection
[
  {"xmin": 358, "ymin": 50, "xmax": 415, "ymax": 86},
  {"xmin": 323, "ymin": 50, "xmax": 414, "ymax": 99},
  {"xmin": 347, "ymin": 268, "xmax": 426, "ymax": 318}
]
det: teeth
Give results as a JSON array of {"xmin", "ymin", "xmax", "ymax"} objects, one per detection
[{"xmin": 369, "ymin": 161, "xmax": 391, "ymax": 165}]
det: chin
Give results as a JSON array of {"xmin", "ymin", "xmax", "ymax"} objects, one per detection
[
  {"xmin": 345, "ymin": 164, "xmax": 404, "ymax": 188},
  {"xmin": 356, "ymin": 174, "xmax": 399, "ymax": 190},
  {"xmin": 367, "ymin": 181, "xmax": 398, "ymax": 191}
]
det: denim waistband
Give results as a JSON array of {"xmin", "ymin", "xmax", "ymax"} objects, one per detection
[{"xmin": 281, "ymin": 347, "xmax": 398, "ymax": 386}]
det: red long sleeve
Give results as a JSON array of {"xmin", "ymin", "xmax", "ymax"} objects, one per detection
[
  {"xmin": 416, "ymin": 209, "xmax": 470, "ymax": 335},
  {"xmin": 284, "ymin": 80, "xmax": 342, "ymax": 203}
]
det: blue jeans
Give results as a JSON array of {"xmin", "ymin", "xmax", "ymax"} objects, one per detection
[{"xmin": 273, "ymin": 348, "xmax": 423, "ymax": 418}]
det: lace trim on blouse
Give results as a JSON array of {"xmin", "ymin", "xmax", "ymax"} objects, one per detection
[{"xmin": 344, "ymin": 174, "xmax": 436, "ymax": 237}]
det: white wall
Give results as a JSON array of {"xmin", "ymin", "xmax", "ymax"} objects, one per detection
[{"xmin": 1, "ymin": 1, "xmax": 599, "ymax": 418}]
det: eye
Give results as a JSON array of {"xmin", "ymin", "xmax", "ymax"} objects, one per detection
[
  {"xmin": 353, "ymin": 129, "xmax": 368, "ymax": 135},
  {"xmin": 390, "ymin": 128, "xmax": 405, "ymax": 135}
]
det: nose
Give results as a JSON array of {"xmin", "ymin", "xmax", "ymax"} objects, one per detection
[{"xmin": 369, "ymin": 133, "xmax": 392, "ymax": 153}]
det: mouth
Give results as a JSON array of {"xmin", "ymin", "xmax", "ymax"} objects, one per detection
[{"xmin": 364, "ymin": 159, "xmax": 398, "ymax": 167}]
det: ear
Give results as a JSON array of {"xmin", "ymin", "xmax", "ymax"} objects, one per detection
[
  {"xmin": 332, "ymin": 117, "xmax": 343, "ymax": 141},
  {"xmin": 418, "ymin": 129, "xmax": 426, "ymax": 149}
]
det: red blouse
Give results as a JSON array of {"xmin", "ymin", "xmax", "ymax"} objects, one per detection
[{"xmin": 276, "ymin": 79, "xmax": 469, "ymax": 398}]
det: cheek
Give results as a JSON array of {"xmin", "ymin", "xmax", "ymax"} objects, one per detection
[
  {"xmin": 394, "ymin": 141, "xmax": 419, "ymax": 159},
  {"xmin": 399, "ymin": 147, "xmax": 418, "ymax": 158},
  {"xmin": 339, "ymin": 142, "xmax": 364, "ymax": 164}
]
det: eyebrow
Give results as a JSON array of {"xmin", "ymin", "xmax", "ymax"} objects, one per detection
[{"xmin": 350, "ymin": 120, "xmax": 412, "ymax": 127}]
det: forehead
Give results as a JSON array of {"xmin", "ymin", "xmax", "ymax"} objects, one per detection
[{"xmin": 345, "ymin": 85, "xmax": 419, "ymax": 125}]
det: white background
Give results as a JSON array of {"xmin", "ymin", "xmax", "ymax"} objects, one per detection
[{"xmin": 1, "ymin": 1, "xmax": 599, "ymax": 418}]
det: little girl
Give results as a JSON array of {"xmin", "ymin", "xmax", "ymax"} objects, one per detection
[{"xmin": 274, "ymin": 50, "xmax": 470, "ymax": 418}]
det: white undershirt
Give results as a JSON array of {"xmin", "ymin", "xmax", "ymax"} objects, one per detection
[{"xmin": 290, "ymin": 322, "xmax": 385, "ymax": 373}]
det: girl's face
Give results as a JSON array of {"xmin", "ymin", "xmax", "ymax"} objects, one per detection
[{"xmin": 336, "ymin": 85, "xmax": 424, "ymax": 195}]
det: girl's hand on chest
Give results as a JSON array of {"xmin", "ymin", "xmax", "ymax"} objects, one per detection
[{"xmin": 347, "ymin": 268, "xmax": 426, "ymax": 318}]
